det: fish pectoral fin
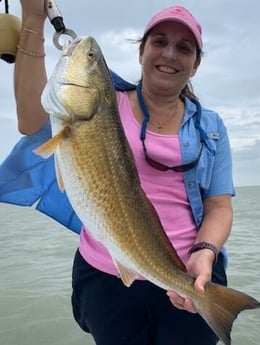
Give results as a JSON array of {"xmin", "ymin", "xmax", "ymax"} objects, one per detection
[
  {"xmin": 33, "ymin": 127, "xmax": 72, "ymax": 159},
  {"xmin": 33, "ymin": 135, "xmax": 60, "ymax": 159},
  {"xmin": 54, "ymin": 155, "xmax": 65, "ymax": 192},
  {"xmin": 114, "ymin": 260, "xmax": 138, "ymax": 287}
]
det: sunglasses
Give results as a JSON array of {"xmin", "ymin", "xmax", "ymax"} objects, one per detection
[{"xmin": 141, "ymin": 137, "xmax": 203, "ymax": 172}]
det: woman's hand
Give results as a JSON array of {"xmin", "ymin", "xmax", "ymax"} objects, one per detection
[{"xmin": 167, "ymin": 249, "xmax": 215, "ymax": 313}]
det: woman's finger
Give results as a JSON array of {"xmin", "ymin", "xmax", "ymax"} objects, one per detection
[{"xmin": 167, "ymin": 291, "xmax": 197, "ymax": 313}]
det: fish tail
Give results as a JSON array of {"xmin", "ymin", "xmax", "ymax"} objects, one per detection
[{"xmin": 197, "ymin": 283, "xmax": 260, "ymax": 345}]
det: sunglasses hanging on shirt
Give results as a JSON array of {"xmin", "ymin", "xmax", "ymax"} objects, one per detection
[{"xmin": 136, "ymin": 83, "xmax": 205, "ymax": 172}]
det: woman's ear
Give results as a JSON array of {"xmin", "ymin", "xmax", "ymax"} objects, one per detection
[{"xmin": 139, "ymin": 43, "xmax": 145, "ymax": 65}]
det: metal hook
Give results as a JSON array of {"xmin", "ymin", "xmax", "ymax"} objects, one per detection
[
  {"xmin": 53, "ymin": 29, "xmax": 77, "ymax": 50},
  {"xmin": 44, "ymin": 0, "xmax": 77, "ymax": 50}
]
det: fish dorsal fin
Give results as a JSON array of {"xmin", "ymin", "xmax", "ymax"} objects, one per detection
[
  {"xmin": 33, "ymin": 126, "xmax": 72, "ymax": 159},
  {"xmin": 113, "ymin": 259, "xmax": 138, "ymax": 287},
  {"xmin": 54, "ymin": 154, "xmax": 65, "ymax": 192}
]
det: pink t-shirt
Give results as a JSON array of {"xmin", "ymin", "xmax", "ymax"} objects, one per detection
[{"xmin": 79, "ymin": 91, "xmax": 197, "ymax": 276}]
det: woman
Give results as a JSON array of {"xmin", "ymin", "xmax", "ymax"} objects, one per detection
[{"xmin": 14, "ymin": 2, "xmax": 234, "ymax": 344}]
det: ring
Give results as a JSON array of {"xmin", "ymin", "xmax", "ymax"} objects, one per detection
[{"xmin": 53, "ymin": 29, "xmax": 78, "ymax": 50}]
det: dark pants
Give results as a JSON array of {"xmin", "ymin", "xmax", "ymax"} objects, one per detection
[{"xmin": 71, "ymin": 249, "xmax": 227, "ymax": 345}]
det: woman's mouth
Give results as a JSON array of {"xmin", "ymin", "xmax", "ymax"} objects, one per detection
[{"xmin": 157, "ymin": 65, "xmax": 178, "ymax": 74}]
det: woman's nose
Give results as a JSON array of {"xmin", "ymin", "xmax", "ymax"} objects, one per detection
[{"xmin": 161, "ymin": 45, "xmax": 178, "ymax": 59}]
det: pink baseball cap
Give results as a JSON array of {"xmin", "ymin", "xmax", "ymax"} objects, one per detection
[{"xmin": 144, "ymin": 6, "xmax": 203, "ymax": 50}]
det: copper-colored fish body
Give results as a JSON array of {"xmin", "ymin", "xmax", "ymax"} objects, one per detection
[{"xmin": 36, "ymin": 37, "xmax": 260, "ymax": 345}]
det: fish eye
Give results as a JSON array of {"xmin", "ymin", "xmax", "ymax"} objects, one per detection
[{"xmin": 88, "ymin": 51, "xmax": 95, "ymax": 58}]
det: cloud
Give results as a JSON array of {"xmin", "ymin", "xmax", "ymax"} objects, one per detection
[{"xmin": 0, "ymin": 0, "xmax": 259, "ymax": 186}]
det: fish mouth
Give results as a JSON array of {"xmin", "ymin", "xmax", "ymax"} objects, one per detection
[
  {"xmin": 62, "ymin": 37, "xmax": 84, "ymax": 57},
  {"xmin": 59, "ymin": 81, "xmax": 89, "ymax": 89}
]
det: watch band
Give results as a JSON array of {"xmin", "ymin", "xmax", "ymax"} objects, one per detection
[{"xmin": 188, "ymin": 241, "xmax": 219, "ymax": 264}]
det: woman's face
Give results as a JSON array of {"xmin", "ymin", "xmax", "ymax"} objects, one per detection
[{"xmin": 139, "ymin": 21, "xmax": 201, "ymax": 94}]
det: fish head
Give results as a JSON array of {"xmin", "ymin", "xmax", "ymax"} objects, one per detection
[{"xmin": 41, "ymin": 36, "xmax": 113, "ymax": 124}]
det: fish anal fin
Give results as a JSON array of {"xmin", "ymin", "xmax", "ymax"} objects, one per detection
[
  {"xmin": 33, "ymin": 126, "xmax": 72, "ymax": 159},
  {"xmin": 196, "ymin": 283, "xmax": 260, "ymax": 345},
  {"xmin": 114, "ymin": 260, "xmax": 138, "ymax": 287}
]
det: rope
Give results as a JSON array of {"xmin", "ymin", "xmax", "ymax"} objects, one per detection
[
  {"xmin": 0, "ymin": 0, "xmax": 9, "ymax": 13},
  {"xmin": 5, "ymin": 0, "xmax": 9, "ymax": 14}
]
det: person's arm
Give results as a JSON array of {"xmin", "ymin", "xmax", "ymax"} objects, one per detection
[
  {"xmin": 190, "ymin": 194, "xmax": 233, "ymax": 283},
  {"xmin": 14, "ymin": 0, "xmax": 48, "ymax": 135},
  {"xmin": 193, "ymin": 195, "xmax": 233, "ymax": 252}
]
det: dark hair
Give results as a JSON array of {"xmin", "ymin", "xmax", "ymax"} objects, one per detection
[{"xmin": 131, "ymin": 32, "xmax": 203, "ymax": 101}]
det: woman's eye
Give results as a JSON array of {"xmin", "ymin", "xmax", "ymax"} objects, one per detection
[
  {"xmin": 152, "ymin": 37, "xmax": 167, "ymax": 46},
  {"xmin": 177, "ymin": 42, "xmax": 194, "ymax": 54},
  {"xmin": 153, "ymin": 38, "xmax": 166, "ymax": 46}
]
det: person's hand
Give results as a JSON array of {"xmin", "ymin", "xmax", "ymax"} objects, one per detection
[{"xmin": 167, "ymin": 249, "xmax": 214, "ymax": 313}]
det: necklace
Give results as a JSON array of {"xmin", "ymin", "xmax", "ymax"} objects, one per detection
[
  {"xmin": 138, "ymin": 85, "xmax": 179, "ymax": 133},
  {"xmin": 149, "ymin": 101, "xmax": 179, "ymax": 133}
]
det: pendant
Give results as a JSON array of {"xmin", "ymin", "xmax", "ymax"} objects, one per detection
[{"xmin": 157, "ymin": 122, "xmax": 163, "ymax": 133}]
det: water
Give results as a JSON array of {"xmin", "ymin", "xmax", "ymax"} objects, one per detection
[{"xmin": 0, "ymin": 186, "xmax": 259, "ymax": 345}]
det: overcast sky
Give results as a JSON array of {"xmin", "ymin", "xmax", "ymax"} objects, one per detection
[{"xmin": 0, "ymin": 0, "xmax": 259, "ymax": 187}]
